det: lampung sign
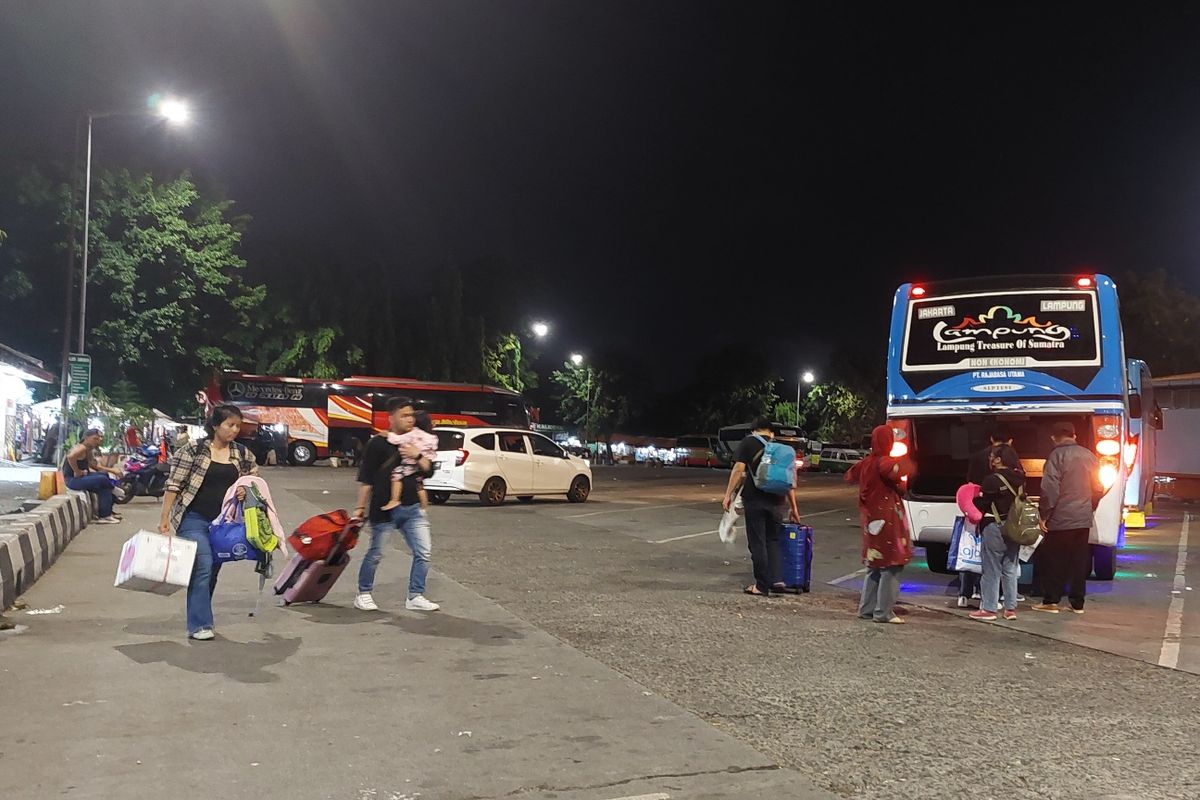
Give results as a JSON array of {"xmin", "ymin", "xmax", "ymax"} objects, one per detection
[{"xmin": 903, "ymin": 291, "xmax": 1099, "ymax": 371}]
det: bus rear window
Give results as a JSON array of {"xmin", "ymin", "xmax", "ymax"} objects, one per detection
[{"xmin": 903, "ymin": 290, "xmax": 1100, "ymax": 372}]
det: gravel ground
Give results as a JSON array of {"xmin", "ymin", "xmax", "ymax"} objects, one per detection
[{"xmin": 430, "ymin": 497, "xmax": 1200, "ymax": 800}]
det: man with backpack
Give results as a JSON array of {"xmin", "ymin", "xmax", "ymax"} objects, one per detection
[
  {"xmin": 1033, "ymin": 421, "xmax": 1103, "ymax": 615},
  {"xmin": 722, "ymin": 418, "xmax": 801, "ymax": 597},
  {"xmin": 353, "ymin": 396, "xmax": 440, "ymax": 613}
]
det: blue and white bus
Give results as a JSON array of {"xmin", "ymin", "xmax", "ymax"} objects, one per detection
[
  {"xmin": 1123, "ymin": 358, "xmax": 1161, "ymax": 526},
  {"xmin": 886, "ymin": 274, "xmax": 1145, "ymax": 580}
]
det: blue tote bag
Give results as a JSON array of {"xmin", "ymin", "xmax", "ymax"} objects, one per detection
[
  {"xmin": 209, "ymin": 498, "xmax": 256, "ymax": 564},
  {"xmin": 946, "ymin": 516, "xmax": 982, "ymax": 574}
]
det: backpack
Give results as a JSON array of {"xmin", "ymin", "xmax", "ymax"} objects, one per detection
[
  {"xmin": 243, "ymin": 485, "xmax": 280, "ymax": 553},
  {"xmin": 993, "ymin": 474, "xmax": 1041, "ymax": 546},
  {"xmin": 749, "ymin": 435, "xmax": 797, "ymax": 495}
]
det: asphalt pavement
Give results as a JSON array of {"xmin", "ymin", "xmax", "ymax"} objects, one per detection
[{"xmin": 4, "ymin": 464, "xmax": 1198, "ymax": 800}]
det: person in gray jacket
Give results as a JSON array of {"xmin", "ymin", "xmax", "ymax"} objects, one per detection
[{"xmin": 1033, "ymin": 421, "xmax": 1103, "ymax": 614}]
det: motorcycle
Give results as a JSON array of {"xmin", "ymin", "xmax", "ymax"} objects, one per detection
[{"xmin": 114, "ymin": 445, "xmax": 169, "ymax": 504}]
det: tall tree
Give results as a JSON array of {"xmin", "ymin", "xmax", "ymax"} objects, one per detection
[
  {"xmin": 1118, "ymin": 270, "xmax": 1200, "ymax": 376},
  {"xmin": 74, "ymin": 170, "xmax": 264, "ymax": 408}
]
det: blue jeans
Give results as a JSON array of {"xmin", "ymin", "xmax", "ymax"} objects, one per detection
[
  {"xmin": 65, "ymin": 473, "xmax": 114, "ymax": 519},
  {"xmin": 357, "ymin": 504, "xmax": 432, "ymax": 598},
  {"xmin": 176, "ymin": 511, "xmax": 222, "ymax": 635},
  {"xmin": 980, "ymin": 521, "xmax": 1020, "ymax": 613}
]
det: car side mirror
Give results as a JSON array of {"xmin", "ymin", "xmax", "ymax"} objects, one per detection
[{"xmin": 1128, "ymin": 394, "xmax": 1143, "ymax": 420}]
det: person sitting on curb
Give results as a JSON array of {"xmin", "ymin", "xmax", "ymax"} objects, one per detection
[{"xmin": 62, "ymin": 428, "xmax": 123, "ymax": 524}]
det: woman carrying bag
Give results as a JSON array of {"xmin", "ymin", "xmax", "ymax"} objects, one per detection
[
  {"xmin": 969, "ymin": 445, "xmax": 1025, "ymax": 622},
  {"xmin": 158, "ymin": 405, "xmax": 257, "ymax": 640}
]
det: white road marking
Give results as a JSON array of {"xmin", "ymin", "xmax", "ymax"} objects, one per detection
[
  {"xmin": 828, "ymin": 567, "xmax": 868, "ymax": 585},
  {"xmin": 648, "ymin": 529, "xmax": 719, "ymax": 544},
  {"xmin": 564, "ymin": 502, "xmax": 697, "ymax": 519},
  {"xmin": 605, "ymin": 794, "xmax": 670, "ymax": 800},
  {"xmin": 1158, "ymin": 513, "xmax": 1190, "ymax": 669}
]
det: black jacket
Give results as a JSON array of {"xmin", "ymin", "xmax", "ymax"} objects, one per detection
[{"xmin": 973, "ymin": 468, "xmax": 1025, "ymax": 525}]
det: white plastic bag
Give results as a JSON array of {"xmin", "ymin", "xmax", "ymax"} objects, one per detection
[
  {"xmin": 718, "ymin": 491, "xmax": 744, "ymax": 543},
  {"xmin": 114, "ymin": 530, "xmax": 198, "ymax": 596},
  {"xmin": 1019, "ymin": 534, "xmax": 1043, "ymax": 564}
]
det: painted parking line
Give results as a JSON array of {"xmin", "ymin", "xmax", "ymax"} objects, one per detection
[
  {"xmin": 648, "ymin": 529, "xmax": 719, "ymax": 544},
  {"xmin": 828, "ymin": 567, "xmax": 868, "ymax": 585},
  {"xmin": 1159, "ymin": 513, "xmax": 1191, "ymax": 669},
  {"xmin": 606, "ymin": 794, "xmax": 670, "ymax": 800}
]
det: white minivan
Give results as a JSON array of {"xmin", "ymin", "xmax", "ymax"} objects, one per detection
[{"xmin": 424, "ymin": 427, "xmax": 593, "ymax": 506}]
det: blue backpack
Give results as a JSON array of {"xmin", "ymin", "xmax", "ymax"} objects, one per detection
[{"xmin": 750, "ymin": 435, "xmax": 797, "ymax": 495}]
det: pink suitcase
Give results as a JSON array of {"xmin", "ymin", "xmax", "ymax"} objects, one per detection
[
  {"xmin": 275, "ymin": 552, "xmax": 350, "ymax": 605},
  {"xmin": 273, "ymin": 514, "xmax": 362, "ymax": 606}
]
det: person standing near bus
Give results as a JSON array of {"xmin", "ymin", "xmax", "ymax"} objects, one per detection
[
  {"xmin": 722, "ymin": 417, "xmax": 802, "ymax": 597},
  {"xmin": 969, "ymin": 445, "xmax": 1025, "ymax": 621},
  {"xmin": 847, "ymin": 425, "xmax": 914, "ymax": 623},
  {"xmin": 1033, "ymin": 422, "xmax": 1102, "ymax": 614},
  {"xmin": 354, "ymin": 396, "xmax": 440, "ymax": 613}
]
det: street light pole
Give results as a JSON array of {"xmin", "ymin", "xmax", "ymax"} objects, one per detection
[{"xmin": 78, "ymin": 113, "xmax": 93, "ymax": 354}]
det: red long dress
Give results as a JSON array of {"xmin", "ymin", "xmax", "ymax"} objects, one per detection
[{"xmin": 846, "ymin": 425, "xmax": 915, "ymax": 569}]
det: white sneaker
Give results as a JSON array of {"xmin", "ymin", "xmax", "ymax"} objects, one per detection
[
  {"xmin": 190, "ymin": 629, "xmax": 214, "ymax": 641},
  {"xmin": 405, "ymin": 595, "xmax": 440, "ymax": 612},
  {"xmin": 94, "ymin": 516, "xmax": 120, "ymax": 525},
  {"xmin": 354, "ymin": 593, "xmax": 379, "ymax": 611},
  {"xmin": 112, "ymin": 486, "xmax": 126, "ymax": 501},
  {"xmin": 970, "ymin": 590, "xmax": 981, "ymax": 600},
  {"xmin": 956, "ymin": 596, "xmax": 969, "ymax": 608}
]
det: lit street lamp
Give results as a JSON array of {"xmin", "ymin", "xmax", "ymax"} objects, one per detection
[
  {"xmin": 797, "ymin": 369, "xmax": 816, "ymax": 426},
  {"xmin": 531, "ymin": 321, "xmax": 549, "ymax": 339},
  {"xmin": 570, "ymin": 354, "xmax": 592, "ymax": 446},
  {"xmin": 79, "ymin": 96, "xmax": 190, "ymax": 354},
  {"xmin": 56, "ymin": 95, "xmax": 190, "ymax": 466}
]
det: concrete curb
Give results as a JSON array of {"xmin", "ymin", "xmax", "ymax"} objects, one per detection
[{"xmin": 0, "ymin": 491, "xmax": 93, "ymax": 611}]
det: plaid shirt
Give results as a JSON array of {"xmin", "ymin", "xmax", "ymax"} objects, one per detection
[{"xmin": 165, "ymin": 439, "xmax": 257, "ymax": 530}]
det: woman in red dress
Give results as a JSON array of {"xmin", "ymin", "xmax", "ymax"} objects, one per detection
[{"xmin": 846, "ymin": 425, "xmax": 915, "ymax": 624}]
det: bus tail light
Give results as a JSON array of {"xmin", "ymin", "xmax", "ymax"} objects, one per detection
[
  {"xmin": 1124, "ymin": 436, "xmax": 1139, "ymax": 470},
  {"xmin": 887, "ymin": 419, "xmax": 911, "ymax": 458},
  {"xmin": 1096, "ymin": 439, "xmax": 1121, "ymax": 457},
  {"xmin": 910, "ymin": 286, "xmax": 926, "ymax": 298},
  {"xmin": 1093, "ymin": 415, "xmax": 1121, "ymax": 454},
  {"xmin": 1077, "ymin": 276, "xmax": 1094, "ymax": 288},
  {"xmin": 456, "ymin": 449, "xmax": 469, "ymax": 467},
  {"xmin": 1098, "ymin": 462, "xmax": 1119, "ymax": 489}
]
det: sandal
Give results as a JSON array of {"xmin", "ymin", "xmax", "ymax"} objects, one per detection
[{"xmin": 743, "ymin": 585, "xmax": 769, "ymax": 597}]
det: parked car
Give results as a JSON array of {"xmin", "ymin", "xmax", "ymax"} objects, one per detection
[
  {"xmin": 815, "ymin": 446, "xmax": 866, "ymax": 474},
  {"xmin": 424, "ymin": 427, "xmax": 593, "ymax": 506}
]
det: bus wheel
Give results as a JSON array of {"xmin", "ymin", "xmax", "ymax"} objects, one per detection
[
  {"xmin": 1091, "ymin": 545, "xmax": 1116, "ymax": 581},
  {"xmin": 479, "ymin": 477, "xmax": 507, "ymax": 506},
  {"xmin": 429, "ymin": 491, "xmax": 451, "ymax": 505},
  {"xmin": 288, "ymin": 441, "xmax": 317, "ymax": 467},
  {"xmin": 923, "ymin": 543, "xmax": 953, "ymax": 574}
]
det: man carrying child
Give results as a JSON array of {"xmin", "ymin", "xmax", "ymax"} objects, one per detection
[{"xmin": 353, "ymin": 397, "xmax": 441, "ymax": 613}]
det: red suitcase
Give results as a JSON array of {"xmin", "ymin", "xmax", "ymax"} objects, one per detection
[{"xmin": 274, "ymin": 512, "xmax": 362, "ymax": 606}]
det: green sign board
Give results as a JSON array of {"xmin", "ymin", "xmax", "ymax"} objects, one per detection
[{"xmin": 68, "ymin": 353, "xmax": 91, "ymax": 395}]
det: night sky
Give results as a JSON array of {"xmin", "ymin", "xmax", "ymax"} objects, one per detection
[{"xmin": 3, "ymin": 1, "xmax": 1200, "ymax": 385}]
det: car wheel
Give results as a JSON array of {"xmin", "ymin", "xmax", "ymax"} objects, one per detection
[
  {"xmin": 288, "ymin": 441, "xmax": 317, "ymax": 467},
  {"xmin": 114, "ymin": 476, "xmax": 136, "ymax": 504},
  {"xmin": 1091, "ymin": 544, "xmax": 1116, "ymax": 581},
  {"xmin": 567, "ymin": 475, "xmax": 591, "ymax": 503},
  {"xmin": 479, "ymin": 477, "xmax": 507, "ymax": 506},
  {"xmin": 517, "ymin": 495, "xmax": 535, "ymax": 503},
  {"xmin": 429, "ymin": 491, "xmax": 451, "ymax": 505},
  {"xmin": 923, "ymin": 543, "xmax": 953, "ymax": 575}
]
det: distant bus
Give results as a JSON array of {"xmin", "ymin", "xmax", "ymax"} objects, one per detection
[
  {"xmin": 887, "ymin": 274, "xmax": 1143, "ymax": 580},
  {"xmin": 717, "ymin": 423, "xmax": 810, "ymax": 471},
  {"xmin": 204, "ymin": 371, "xmax": 534, "ymax": 465}
]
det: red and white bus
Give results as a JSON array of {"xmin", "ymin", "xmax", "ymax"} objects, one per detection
[{"xmin": 203, "ymin": 371, "xmax": 535, "ymax": 465}]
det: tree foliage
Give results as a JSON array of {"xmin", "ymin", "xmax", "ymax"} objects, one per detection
[
  {"xmin": 551, "ymin": 362, "xmax": 629, "ymax": 440},
  {"xmin": 1118, "ymin": 270, "xmax": 1200, "ymax": 376},
  {"xmin": 83, "ymin": 170, "xmax": 265, "ymax": 402}
]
